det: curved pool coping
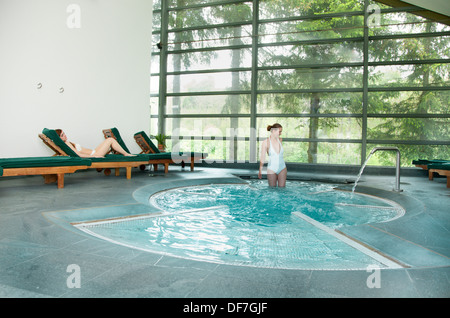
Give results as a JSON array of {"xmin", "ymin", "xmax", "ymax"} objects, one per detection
[{"xmin": 44, "ymin": 175, "xmax": 450, "ymax": 270}]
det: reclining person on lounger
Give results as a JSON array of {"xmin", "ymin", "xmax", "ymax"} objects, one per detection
[{"xmin": 55, "ymin": 129, "xmax": 135, "ymax": 158}]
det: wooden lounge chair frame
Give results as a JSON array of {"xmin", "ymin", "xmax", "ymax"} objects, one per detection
[
  {"xmin": 428, "ymin": 168, "xmax": 450, "ymax": 188},
  {"xmin": 39, "ymin": 133, "xmax": 148, "ymax": 179},
  {"xmin": 1, "ymin": 164, "xmax": 88, "ymax": 189}
]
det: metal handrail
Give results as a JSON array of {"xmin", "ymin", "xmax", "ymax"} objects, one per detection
[{"xmin": 369, "ymin": 147, "xmax": 402, "ymax": 192}]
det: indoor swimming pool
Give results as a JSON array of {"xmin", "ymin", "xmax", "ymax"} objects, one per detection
[{"xmin": 74, "ymin": 180, "xmax": 405, "ymax": 270}]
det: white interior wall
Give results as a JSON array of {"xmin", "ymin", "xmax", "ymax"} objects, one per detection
[{"xmin": 0, "ymin": 0, "xmax": 153, "ymax": 158}]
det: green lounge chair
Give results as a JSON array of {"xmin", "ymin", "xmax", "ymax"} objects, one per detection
[
  {"xmin": 40, "ymin": 128, "xmax": 150, "ymax": 179},
  {"xmin": 103, "ymin": 128, "xmax": 205, "ymax": 173},
  {"xmin": 412, "ymin": 159, "xmax": 449, "ymax": 170},
  {"xmin": 0, "ymin": 156, "xmax": 91, "ymax": 188},
  {"xmin": 132, "ymin": 130, "xmax": 208, "ymax": 171},
  {"xmin": 412, "ymin": 159, "xmax": 450, "ymax": 188}
]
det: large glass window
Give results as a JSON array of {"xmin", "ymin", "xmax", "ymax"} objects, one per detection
[{"xmin": 151, "ymin": 0, "xmax": 450, "ymax": 166}]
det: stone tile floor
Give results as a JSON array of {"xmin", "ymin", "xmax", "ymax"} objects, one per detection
[{"xmin": 0, "ymin": 165, "xmax": 448, "ymax": 299}]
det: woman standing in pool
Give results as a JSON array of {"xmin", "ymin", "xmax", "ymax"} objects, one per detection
[{"xmin": 258, "ymin": 123, "xmax": 287, "ymax": 187}]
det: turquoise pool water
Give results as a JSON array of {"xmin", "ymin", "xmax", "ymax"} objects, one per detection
[{"xmin": 76, "ymin": 180, "xmax": 404, "ymax": 270}]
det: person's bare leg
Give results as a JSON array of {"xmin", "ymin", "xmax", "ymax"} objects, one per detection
[
  {"xmin": 277, "ymin": 168, "xmax": 287, "ymax": 187},
  {"xmin": 95, "ymin": 138, "xmax": 134, "ymax": 156},
  {"xmin": 267, "ymin": 169, "xmax": 278, "ymax": 187},
  {"xmin": 110, "ymin": 139, "xmax": 135, "ymax": 156}
]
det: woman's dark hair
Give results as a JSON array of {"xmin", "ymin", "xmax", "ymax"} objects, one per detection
[
  {"xmin": 55, "ymin": 129, "xmax": 63, "ymax": 136},
  {"xmin": 267, "ymin": 123, "xmax": 282, "ymax": 131}
]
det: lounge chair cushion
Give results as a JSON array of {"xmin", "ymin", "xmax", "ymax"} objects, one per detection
[
  {"xmin": 412, "ymin": 159, "xmax": 449, "ymax": 165},
  {"xmin": 428, "ymin": 163, "xmax": 450, "ymax": 170},
  {"xmin": 0, "ymin": 156, "xmax": 92, "ymax": 168}
]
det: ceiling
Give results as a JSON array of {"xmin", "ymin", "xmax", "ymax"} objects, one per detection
[{"xmin": 374, "ymin": 0, "xmax": 450, "ymax": 26}]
